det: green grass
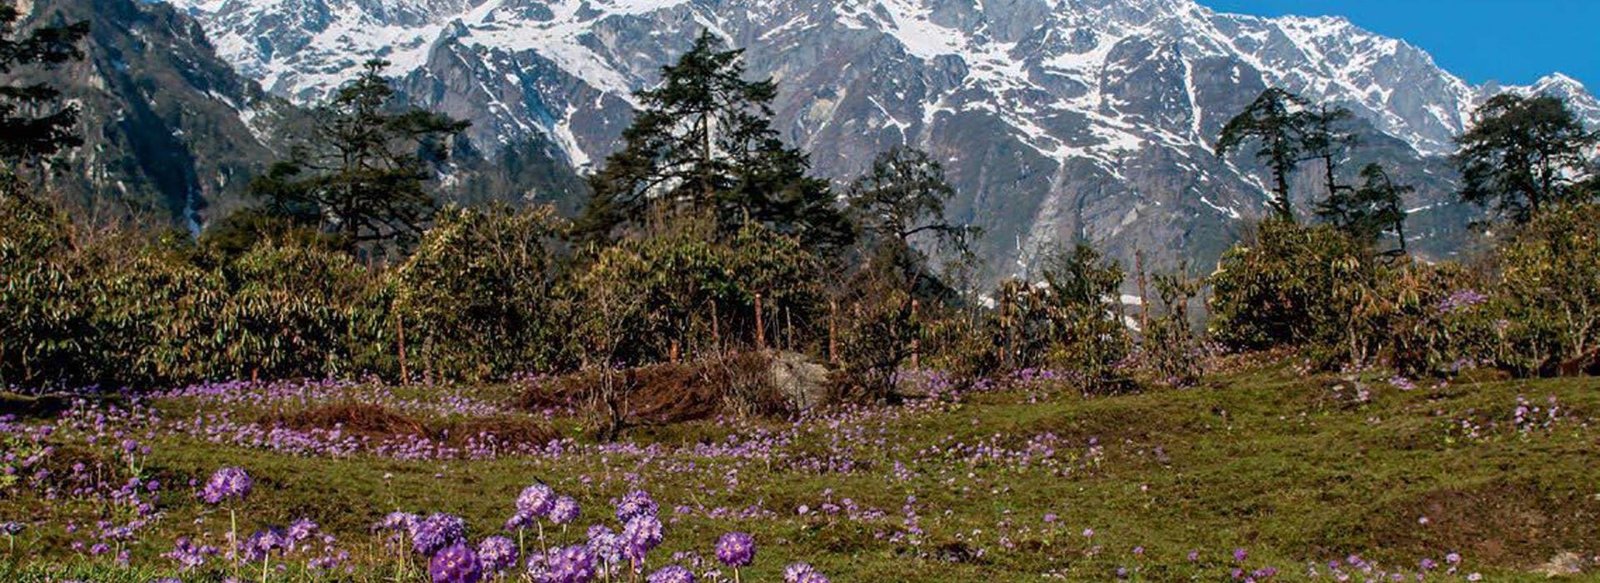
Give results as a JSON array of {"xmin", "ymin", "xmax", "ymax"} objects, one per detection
[{"xmin": 2, "ymin": 362, "xmax": 1598, "ymax": 581}]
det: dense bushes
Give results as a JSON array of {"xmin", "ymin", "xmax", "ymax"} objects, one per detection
[
  {"xmin": 914, "ymin": 244, "xmax": 1132, "ymax": 394},
  {"xmin": 1209, "ymin": 205, "xmax": 1600, "ymax": 378},
  {"xmin": 1487, "ymin": 203, "xmax": 1600, "ymax": 375},
  {"xmin": 567, "ymin": 215, "xmax": 827, "ymax": 368},
  {"xmin": 1208, "ymin": 219, "xmax": 1375, "ymax": 352},
  {"xmin": 0, "ymin": 184, "xmax": 846, "ymax": 391},
  {"xmin": 0, "ymin": 185, "xmax": 93, "ymax": 387},
  {"xmin": 389, "ymin": 205, "xmax": 568, "ymax": 381}
]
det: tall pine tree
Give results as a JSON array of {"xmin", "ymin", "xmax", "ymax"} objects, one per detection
[
  {"xmin": 1316, "ymin": 162, "xmax": 1410, "ymax": 254},
  {"xmin": 580, "ymin": 31, "xmax": 851, "ymax": 251},
  {"xmin": 1215, "ymin": 88, "xmax": 1310, "ymax": 220},
  {"xmin": 1299, "ymin": 103, "xmax": 1358, "ymax": 201},
  {"xmin": 0, "ymin": 2, "xmax": 88, "ymax": 165},
  {"xmin": 248, "ymin": 59, "xmax": 469, "ymax": 251}
]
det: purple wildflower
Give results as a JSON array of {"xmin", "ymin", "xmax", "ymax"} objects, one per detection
[
  {"xmin": 586, "ymin": 525, "xmax": 623, "ymax": 565},
  {"xmin": 241, "ymin": 528, "xmax": 285, "ymax": 562},
  {"xmin": 429, "ymin": 542, "xmax": 483, "ymax": 583},
  {"xmin": 379, "ymin": 512, "xmax": 419, "ymax": 533},
  {"xmin": 478, "ymin": 536, "xmax": 518, "ymax": 573},
  {"xmin": 715, "ymin": 532, "xmax": 756, "ymax": 568},
  {"xmin": 200, "ymin": 467, "xmax": 252, "ymax": 505},
  {"xmin": 524, "ymin": 549, "xmax": 550, "ymax": 580},
  {"xmin": 546, "ymin": 544, "xmax": 597, "ymax": 583},
  {"xmin": 648, "ymin": 565, "xmax": 696, "ymax": 583},
  {"xmin": 615, "ymin": 490, "xmax": 659, "ymax": 522},
  {"xmin": 504, "ymin": 510, "xmax": 535, "ymax": 531},
  {"xmin": 411, "ymin": 513, "xmax": 467, "ymax": 556},
  {"xmin": 286, "ymin": 518, "xmax": 318, "ymax": 549},
  {"xmin": 784, "ymin": 563, "xmax": 829, "ymax": 583},
  {"xmin": 549, "ymin": 496, "xmax": 580, "ymax": 525},
  {"xmin": 621, "ymin": 514, "xmax": 663, "ymax": 562},
  {"xmin": 517, "ymin": 483, "xmax": 556, "ymax": 517},
  {"xmin": 163, "ymin": 537, "xmax": 218, "ymax": 571}
]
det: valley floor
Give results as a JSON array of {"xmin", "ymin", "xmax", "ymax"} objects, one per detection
[{"xmin": 2, "ymin": 362, "xmax": 1597, "ymax": 582}]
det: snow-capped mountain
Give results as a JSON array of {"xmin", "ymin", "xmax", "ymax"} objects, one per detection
[{"xmin": 167, "ymin": 0, "xmax": 1600, "ymax": 271}]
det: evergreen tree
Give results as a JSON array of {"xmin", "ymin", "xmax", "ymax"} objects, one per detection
[
  {"xmin": 1453, "ymin": 93, "xmax": 1597, "ymax": 223},
  {"xmin": 1216, "ymin": 88, "xmax": 1310, "ymax": 220},
  {"xmin": 0, "ymin": 2, "xmax": 88, "ymax": 164},
  {"xmin": 248, "ymin": 59, "xmax": 469, "ymax": 251},
  {"xmin": 1299, "ymin": 103, "xmax": 1358, "ymax": 200},
  {"xmin": 845, "ymin": 146, "xmax": 978, "ymax": 286},
  {"xmin": 1316, "ymin": 163, "xmax": 1410, "ymax": 253},
  {"xmin": 580, "ymin": 31, "xmax": 852, "ymax": 251}
]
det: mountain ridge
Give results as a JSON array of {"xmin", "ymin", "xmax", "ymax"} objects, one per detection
[{"xmin": 150, "ymin": 0, "xmax": 1600, "ymax": 272}]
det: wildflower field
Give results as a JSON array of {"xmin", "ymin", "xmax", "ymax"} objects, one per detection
[{"xmin": 2, "ymin": 361, "xmax": 1597, "ymax": 582}]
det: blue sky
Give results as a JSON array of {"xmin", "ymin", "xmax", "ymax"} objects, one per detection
[{"xmin": 1202, "ymin": 0, "xmax": 1599, "ymax": 89}]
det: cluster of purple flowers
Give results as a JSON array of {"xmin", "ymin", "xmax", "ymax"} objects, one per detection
[
  {"xmin": 715, "ymin": 531, "xmax": 756, "ymax": 567},
  {"xmin": 477, "ymin": 535, "xmax": 518, "ymax": 573},
  {"xmin": 161, "ymin": 537, "xmax": 217, "ymax": 571},
  {"xmin": 783, "ymin": 562, "xmax": 830, "ymax": 583},
  {"xmin": 429, "ymin": 542, "xmax": 483, "ymax": 583},
  {"xmin": 508, "ymin": 482, "xmax": 582, "ymax": 530},
  {"xmin": 647, "ymin": 564, "xmax": 696, "ymax": 583},
  {"xmin": 1436, "ymin": 289, "xmax": 1489, "ymax": 314},
  {"xmin": 615, "ymin": 489, "xmax": 660, "ymax": 522},
  {"xmin": 545, "ymin": 544, "xmax": 599, "ymax": 582},
  {"xmin": 198, "ymin": 466, "xmax": 251, "ymax": 505},
  {"xmin": 412, "ymin": 513, "xmax": 468, "ymax": 556}
]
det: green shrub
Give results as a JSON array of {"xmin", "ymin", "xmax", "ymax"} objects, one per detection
[
  {"xmin": 1372, "ymin": 261, "xmax": 1496, "ymax": 377},
  {"xmin": 388, "ymin": 204, "xmax": 568, "ymax": 381},
  {"xmin": 215, "ymin": 237, "xmax": 365, "ymax": 381},
  {"xmin": 1038, "ymin": 244, "xmax": 1131, "ymax": 393},
  {"xmin": 833, "ymin": 279, "xmax": 919, "ymax": 403},
  {"xmin": 1209, "ymin": 219, "xmax": 1374, "ymax": 352},
  {"xmin": 1484, "ymin": 203, "xmax": 1600, "ymax": 376},
  {"xmin": 88, "ymin": 235, "xmax": 229, "ymax": 386},
  {"xmin": 0, "ymin": 183, "xmax": 94, "ymax": 388},
  {"xmin": 1144, "ymin": 270, "xmax": 1205, "ymax": 388},
  {"xmin": 567, "ymin": 215, "xmax": 826, "ymax": 368}
]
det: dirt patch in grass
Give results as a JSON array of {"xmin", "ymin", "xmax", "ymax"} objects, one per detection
[
  {"xmin": 432, "ymin": 416, "xmax": 558, "ymax": 447},
  {"xmin": 1368, "ymin": 480, "xmax": 1600, "ymax": 567},
  {"xmin": 269, "ymin": 402, "xmax": 427, "ymax": 437},
  {"xmin": 519, "ymin": 352, "xmax": 792, "ymax": 425}
]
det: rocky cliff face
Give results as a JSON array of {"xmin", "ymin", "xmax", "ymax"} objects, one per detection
[
  {"xmin": 147, "ymin": 0, "xmax": 1600, "ymax": 270},
  {"xmin": 15, "ymin": 0, "xmax": 294, "ymax": 229},
  {"xmin": 12, "ymin": 0, "xmax": 585, "ymax": 229}
]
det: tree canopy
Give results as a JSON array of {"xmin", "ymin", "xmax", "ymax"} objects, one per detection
[
  {"xmin": 1215, "ymin": 88, "xmax": 1310, "ymax": 220},
  {"xmin": 1316, "ymin": 163, "xmax": 1410, "ymax": 254},
  {"xmin": 248, "ymin": 59, "xmax": 470, "ymax": 252},
  {"xmin": 1454, "ymin": 93, "xmax": 1597, "ymax": 223},
  {"xmin": 579, "ymin": 31, "xmax": 852, "ymax": 252},
  {"xmin": 0, "ymin": 2, "xmax": 89, "ymax": 164}
]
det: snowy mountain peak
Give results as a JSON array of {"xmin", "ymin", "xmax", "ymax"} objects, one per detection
[{"xmin": 1537, "ymin": 72, "xmax": 1586, "ymax": 91}]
